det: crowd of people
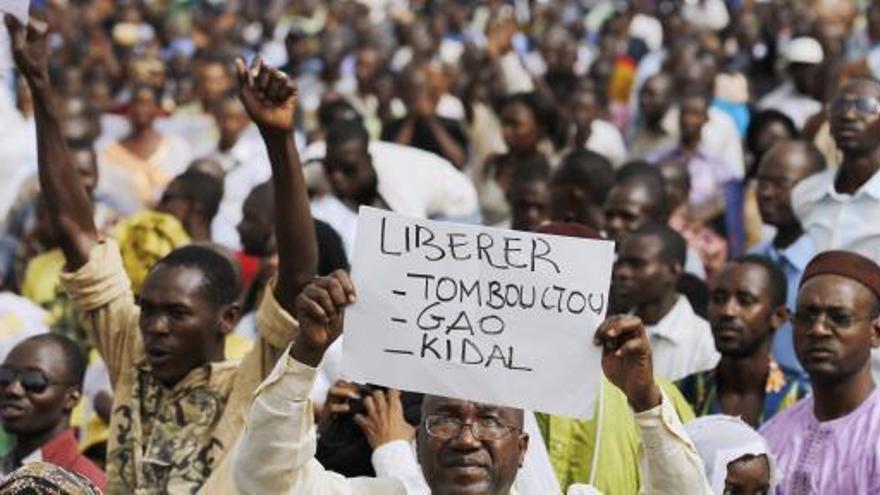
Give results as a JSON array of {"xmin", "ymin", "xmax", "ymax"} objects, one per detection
[{"xmin": 0, "ymin": 0, "xmax": 880, "ymax": 494}]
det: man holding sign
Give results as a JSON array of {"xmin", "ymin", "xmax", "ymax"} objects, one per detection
[{"xmin": 232, "ymin": 271, "xmax": 713, "ymax": 494}]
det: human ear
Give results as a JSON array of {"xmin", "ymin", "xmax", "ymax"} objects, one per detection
[
  {"xmin": 219, "ymin": 302, "xmax": 242, "ymax": 336},
  {"xmin": 518, "ymin": 432, "xmax": 530, "ymax": 467},
  {"xmin": 871, "ymin": 317, "xmax": 880, "ymax": 349},
  {"xmin": 62, "ymin": 388, "xmax": 82, "ymax": 414},
  {"xmin": 770, "ymin": 305, "xmax": 790, "ymax": 330}
]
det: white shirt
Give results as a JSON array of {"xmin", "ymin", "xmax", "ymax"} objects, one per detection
[
  {"xmin": 305, "ymin": 141, "xmax": 481, "ymax": 257},
  {"xmin": 758, "ymin": 81, "xmax": 823, "ymax": 130},
  {"xmin": 651, "ymin": 106, "xmax": 745, "ymax": 180},
  {"xmin": 0, "ymin": 292, "xmax": 49, "ymax": 362},
  {"xmin": 646, "ymin": 295, "xmax": 720, "ymax": 382},
  {"xmin": 209, "ymin": 126, "xmax": 274, "ymax": 249},
  {"xmin": 232, "ymin": 348, "xmax": 713, "ymax": 495},
  {"xmin": 792, "ymin": 166, "xmax": 880, "ymax": 260},
  {"xmin": 584, "ymin": 120, "xmax": 628, "ymax": 168}
]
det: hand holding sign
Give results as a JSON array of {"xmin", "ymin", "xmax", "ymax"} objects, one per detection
[
  {"xmin": 593, "ymin": 315, "xmax": 661, "ymax": 412},
  {"xmin": 290, "ymin": 270, "xmax": 357, "ymax": 367}
]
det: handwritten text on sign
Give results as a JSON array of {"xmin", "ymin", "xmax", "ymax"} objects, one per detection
[{"xmin": 343, "ymin": 207, "xmax": 615, "ymax": 418}]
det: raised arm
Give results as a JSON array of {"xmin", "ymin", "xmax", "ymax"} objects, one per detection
[
  {"xmin": 7, "ymin": 15, "xmax": 97, "ymax": 270},
  {"xmin": 235, "ymin": 56, "xmax": 317, "ymax": 313}
]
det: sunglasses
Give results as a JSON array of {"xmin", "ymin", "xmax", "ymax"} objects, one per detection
[
  {"xmin": 829, "ymin": 96, "xmax": 880, "ymax": 117},
  {"xmin": 0, "ymin": 366, "xmax": 69, "ymax": 394}
]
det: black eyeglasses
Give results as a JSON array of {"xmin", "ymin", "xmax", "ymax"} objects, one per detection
[
  {"xmin": 0, "ymin": 366, "xmax": 70, "ymax": 394},
  {"xmin": 829, "ymin": 96, "xmax": 880, "ymax": 117},
  {"xmin": 423, "ymin": 415, "xmax": 521, "ymax": 441},
  {"xmin": 792, "ymin": 309, "xmax": 874, "ymax": 330}
]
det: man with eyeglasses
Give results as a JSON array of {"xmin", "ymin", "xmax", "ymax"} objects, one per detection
[
  {"xmin": 792, "ymin": 77, "xmax": 880, "ymax": 384},
  {"xmin": 232, "ymin": 270, "xmax": 713, "ymax": 494},
  {"xmin": 760, "ymin": 250, "xmax": 880, "ymax": 493},
  {"xmin": 0, "ymin": 334, "xmax": 104, "ymax": 489}
]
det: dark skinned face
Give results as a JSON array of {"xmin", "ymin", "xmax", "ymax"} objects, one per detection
[
  {"xmin": 549, "ymin": 182, "xmax": 603, "ymax": 230},
  {"xmin": 709, "ymin": 263, "xmax": 785, "ymax": 358},
  {"xmin": 509, "ymin": 181, "xmax": 550, "ymax": 232},
  {"xmin": 679, "ymin": 96, "xmax": 709, "ymax": 145},
  {"xmin": 0, "ymin": 341, "xmax": 79, "ymax": 437},
  {"xmin": 829, "ymin": 80, "xmax": 880, "ymax": 156},
  {"xmin": 324, "ymin": 139, "xmax": 378, "ymax": 208},
  {"xmin": 417, "ymin": 396, "xmax": 527, "ymax": 495},
  {"xmin": 500, "ymin": 102, "xmax": 541, "ymax": 155},
  {"xmin": 724, "ymin": 455, "xmax": 772, "ymax": 495},
  {"xmin": 237, "ymin": 191, "xmax": 276, "ymax": 257},
  {"xmin": 138, "ymin": 265, "xmax": 237, "ymax": 386},
  {"xmin": 604, "ymin": 183, "xmax": 656, "ymax": 245},
  {"xmin": 794, "ymin": 275, "xmax": 880, "ymax": 384},
  {"xmin": 612, "ymin": 234, "xmax": 679, "ymax": 310},
  {"xmin": 129, "ymin": 87, "xmax": 160, "ymax": 130},
  {"xmin": 756, "ymin": 144, "xmax": 820, "ymax": 227},
  {"xmin": 639, "ymin": 76, "xmax": 673, "ymax": 124}
]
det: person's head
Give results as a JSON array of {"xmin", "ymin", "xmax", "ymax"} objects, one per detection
[
  {"xmin": 499, "ymin": 92, "xmax": 553, "ymax": 156},
  {"xmin": 187, "ymin": 158, "xmax": 225, "ymax": 182},
  {"xmin": 214, "ymin": 93, "xmax": 252, "ymax": 149},
  {"xmin": 506, "ymin": 155, "xmax": 551, "ymax": 232},
  {"xmin": 128, "ymin": 84, "xmax": 162, "ymax": 131},
  {"xmin": 416, "ymin": 395, "xmax": 528, "ymax": 495},
  {"xmin": 612, "ymin": 223, "xmax": 686, "ymax": 311},
  {"xmin": 571, "ymin": 82, "xmax": 607, "ymax": 132},
  {"xmin": 197, "ymin": 56, "xmax": 234, "ymax": 108},
  {"xmin": 828, "ymin": 78, "xmax": 880, "ymax": 158},
  {"xmin": 604, "ymin": 166, "xmax": 669, "ymax": 244},
  {"xmin": 139, "ymin": 245, "xmax": 242, "ymax": 386},
  {"xmin": 549, "ymin": 149, "xmax": 614, "ymax": 230},
  {"xmin": 400, "ymin": 61, "xmax": 441, "ymax": 111},
  {"xmin": 355, "ymin": 46, "xmax": 383, "ymax": 91},
  {"xmin": 709, "ymin": 255, "xmax": 789, "ymax": 359},
  {"xmin": 0, "ymin": 334, "xmax": 86, "ymax": 440},
  {"xmin": 238, "ymin": 181, "xmax": 276, "ymax": 257},
  {"xmin": 158, "ymin": 170, "xmax": 224, "ymax": 238},
  {"xmin": 745, "ymin": 110, "xmax": 799, "ymax": 175},
  {"xmin": 679, "ymin": 92, "xmax": 710, "ymax": 146},
  {"xmin": 639, "ymin": 72, "xmax": 674, "ymax": 125},
  {"xmin": 675, "ymin": 49, "xmax": 718, "ymax": 95},
  {"xmin": 68, "ymin": 140, "xmax": 99, "ymax": 197},
  {"xmin": 783, "ymin": 37, "xmax": 825, "ymax": 97},
  {"xmin": 794, "ymin": 251, "xmax": 880, "ymax": 386},
  {"xmin": 686, "ymin": 415, "xmax": 775, "ymax": 495},
  {"xmin": 756, "ymin": 140, "xmax": 826, "ymax": 228},
  {"xmin": 324, "ymin": 119, "xmax": 378, "ymax": 207},
  {"xmin": 657, "ymin": 156, "xmax": 690, "ymax": 213},
  {"xmin": 317, "ymin": 96, "xmax": 361, "ymax": 131}
]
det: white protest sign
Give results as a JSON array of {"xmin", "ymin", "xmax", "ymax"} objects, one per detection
[
  {"xmin": 343, "ymin": 207, "xmax": 615, "ymax": 418},
  {"xmin": 0, "ymin": 0, "xmax": 30, "ymax": 71}
]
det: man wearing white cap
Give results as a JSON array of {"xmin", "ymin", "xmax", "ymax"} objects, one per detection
[{"xmin": 759, "ymin": 37, "xmax": 825, "ymax": 129}]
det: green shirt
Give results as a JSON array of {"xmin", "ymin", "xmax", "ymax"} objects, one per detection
[{"xmin": 536, "ymin": 378, "xmax": 695, "ymax": 493}]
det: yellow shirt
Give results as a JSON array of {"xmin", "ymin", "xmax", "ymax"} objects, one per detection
[
  {"xmin": 60, "ymin": 239, "xmax": 298, "ymax": 494},
  {"xmin": 537, "ymin": 378, "xmax": 696, "ymax": 493}
]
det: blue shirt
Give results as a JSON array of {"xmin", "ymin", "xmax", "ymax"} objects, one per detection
[{"xmin": 751, "ymin": 234, "xmax": 816, "ymax": 378}]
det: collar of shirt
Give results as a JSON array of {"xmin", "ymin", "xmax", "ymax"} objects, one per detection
[
  {"xmin": 136, "ymin": 359, "xmax": 238, "ymax": 394},
  {"xmin": 756, "ymin": 234, "xmax": 815, "ymax": 273},
  {"xmin": 798, "ymin": 166, "xmax": 880, "ymax": 205},
  {"xmin": 647, "ymin": 295, "xmax": 693, "ymax": 345}
]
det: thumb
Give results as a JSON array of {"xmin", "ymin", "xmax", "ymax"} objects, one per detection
[
  {"xmin": 234, "ymin": 57, "xmax": 249, "ymax": 88},
  {"xmin": 4, "ymin": 14, "xmax": 24, "ymax": 52}
]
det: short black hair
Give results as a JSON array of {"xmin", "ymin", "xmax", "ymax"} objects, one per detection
[
  {"xmin": 153, "ymin": 245, "xmax": 241, "ymax": 309},
  {"xmin": 732, "ymin": 254, "xmax": 789, "ymax": 308},
  {"xmin": 327, "ymin": 119, "xmax": 370, "ymax": 153},
  {"xmin": 501, "ymin": 92, "xmax": 560, "ymax": 140},
  {"xmin": 552, "ymin": 149, "xmax": 615, "ymax": 204},
  {"xmin": 762, "ymin": 139, "xmax": 827, "ymax": 175},
  {"xmin": 509, "ymin": 153, "xmax": 552, "ymax": 187},
  {"xmin": 614, "ymin": 162, "xmax": 670, "ymax": 221},
  {"xmin": 746, "ymin": 110, "xmax": 799, "ymax": 156},
  {"xmin": 169, "ymin": 170, "xmax": 224, "ymax": 222},
  {"xmin": 318, "ymin": 98, "xmax": 362, "ymax": 129},
  {"xmin": 629, "ymin": 222, "xmax": 687, "ymax": 267},
  {"xmin": 18, "ymin": 334, "xmax": 87, "ymax": 387}
]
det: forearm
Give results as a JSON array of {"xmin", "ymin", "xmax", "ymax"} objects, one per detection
[
  {"xmin": 261, "ymin": 131, "xmax": 317, "ymax": 312},
  {"xmin": 393, "ymin": 118, "xmax": 415, "ymax": 145},
  {"xmin": 425, "ymin": 118, "xmax": 466, "ymax": 168},
  {"xmin": 30, "ymin": 80, "xmax": 97, "ymax": 270}
]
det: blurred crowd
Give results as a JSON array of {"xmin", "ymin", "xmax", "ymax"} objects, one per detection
[{"xmin": 1, "ymin": 0, "xmax": 880, "ymax": 494}]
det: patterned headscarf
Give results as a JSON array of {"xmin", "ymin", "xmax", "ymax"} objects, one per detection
[
  {"xmin": 0, "ymin": 462, "xmax": 103, "ymax": 495},
  {"xmin": 112, "ymin": 210, "xmax": 190, "ymax": 294}
]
